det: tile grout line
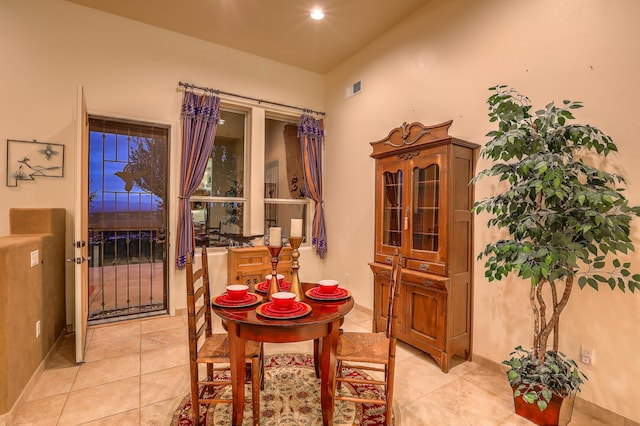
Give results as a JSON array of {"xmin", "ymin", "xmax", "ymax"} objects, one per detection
[
  {"xmin": 139, "ymin": 320, "xmax": 143, "ymax": 424},
  {"xmin": 54, "ymin": 359, "xmax": 80, "ymax": 425},
  {"xmin": 56, "ymin": 328, "xmax": 93, "ymax": 426}
]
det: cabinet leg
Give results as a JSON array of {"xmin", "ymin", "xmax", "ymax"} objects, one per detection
[{"xmin": 440, "ymin": 353, "xmax": 449, "ymax": 373}]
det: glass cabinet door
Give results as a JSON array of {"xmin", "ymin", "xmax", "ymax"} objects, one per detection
[
  {"xmin": 412, "ymin": 163, "xmax": 439, "ymax": 251},
  {"xmin": 382, "ymin": 170, "xmax": 403, "ymax": 247}
]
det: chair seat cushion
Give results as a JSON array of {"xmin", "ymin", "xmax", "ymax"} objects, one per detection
[
  {"xmin": 337, "ymin": 332, "xmax": 390, "ymax": 364},
  {"xmin": 198, "ymin": 334, "xmax": 262, "ymax": 363}
]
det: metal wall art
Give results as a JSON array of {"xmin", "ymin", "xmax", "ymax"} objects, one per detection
[{"xmin": 6, "ymin": 139, "xmax": 65, "ymax": 187}]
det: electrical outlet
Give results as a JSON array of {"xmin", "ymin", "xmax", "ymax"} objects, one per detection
[
  {"xmin": 344, "ymin": 273, "xmax": 350, "ymax": 284},
  {"xmin": 30, "ymin": 250, "xmax": 39, "ymax": 267},
  {"xmin": 580, "ymin": 345, "xmax": 594, "ymax": 365},
  {"xmin": 36, "ymin": 321, "xmax": 41, "ymax": 338}
]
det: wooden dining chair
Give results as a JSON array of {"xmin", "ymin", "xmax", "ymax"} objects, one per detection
[
  {"xmin": 186, "ymin": 246, "xmax": 263, "ymax": 426},
  {"xmin": 333, "ymin": 250, "xmax": 403, "ymax": 426}
]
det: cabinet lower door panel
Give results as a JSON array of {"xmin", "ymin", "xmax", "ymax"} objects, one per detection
[{"xmin": 402, "ymin": 283, "xmax": 445, "ymax": 350}]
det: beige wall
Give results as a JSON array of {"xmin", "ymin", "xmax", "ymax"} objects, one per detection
[
  {"xmin": 323, "ymin": 0, "xmax": 640, "ymax": 421},
  {"xmin": 0, "ymin": 0, "xmax": 325, "ymax": 325},
  {"xmin": 3, "ymin": 0, "xmax": 639, "ymax": 421}
]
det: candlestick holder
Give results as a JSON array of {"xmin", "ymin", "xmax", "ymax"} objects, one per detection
[
  {"xmin": 288, "ymin": 236, "xmax": 304, "ymax": 301},
  {"xmin": 266, "ymin": 245, "xmax": 283, "ymax": 302}
]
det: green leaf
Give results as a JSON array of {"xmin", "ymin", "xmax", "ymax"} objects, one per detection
[
  {"xmin": 537, "ymin": 400, "xmax": 548, "ymax": 411},
  {"xmin": 523, "ymin": 392, "xmax": 537, "ymax": 404},
  {"xmin": 578, "ymin": 276, "xmax": 587, "ymax": 289}
]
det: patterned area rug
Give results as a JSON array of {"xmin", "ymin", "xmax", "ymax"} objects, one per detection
[{"xmin": 171, "ymin": 353, "xmax": 394, "ymax": 425}]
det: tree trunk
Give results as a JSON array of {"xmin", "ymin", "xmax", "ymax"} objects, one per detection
[{"xmin": 532, "ymin": 275, "xmax": 574, "ymax": 363}]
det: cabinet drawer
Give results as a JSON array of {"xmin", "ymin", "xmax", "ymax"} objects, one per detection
[
  {"xmin": 406, "ymin": 259, "xmax": 445, "ymax": 276},
  {"xmin": 233, "ymin": 253, "xmax": 268, "ymax": 268},
  {"xmin": 414, "ymin": 277, "xmax": 447, "ymax": 292},
  {"xmin": 402, "ymin": 269, "xmax": 448, "ymax": 292},
  {"xmin": 374, "ymin": 252, "xmax": 399, "ymax": 266}
]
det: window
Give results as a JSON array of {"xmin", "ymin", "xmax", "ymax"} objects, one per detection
[
  {"xmin": 264, "ymin": 117, "xmax": 308, "ymax": 241},
  {"xmin": 191, "ymin": 107, "xmax": 309, "ymax": 248},
  {"xmin": 191, "ymin": 109, "xmax": 246, "ymax": 247}
]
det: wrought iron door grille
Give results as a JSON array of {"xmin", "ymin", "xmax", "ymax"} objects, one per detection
[
  {"xmin": 88, "ymin": 229, "xmax": 166, "ymax": 320},
  {"xmin": 87, "ymin": 116, "xmax": 169, "ymax": 322}
]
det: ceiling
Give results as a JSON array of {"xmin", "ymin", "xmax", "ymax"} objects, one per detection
[{"xmin": 67, "ymin": 0, "xmax": 430, "ymax": 74}]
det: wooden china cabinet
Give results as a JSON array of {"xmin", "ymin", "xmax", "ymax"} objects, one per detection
[{"xmin": 369, "ymin": 121, "xmax": 479, "ymax": 373}]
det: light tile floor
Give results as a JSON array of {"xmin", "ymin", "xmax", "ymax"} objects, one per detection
[{"xmin": 10, "ymin": 307, "xmax": 608, "ymax": 425}]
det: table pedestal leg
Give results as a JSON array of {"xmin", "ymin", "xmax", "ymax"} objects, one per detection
[{"xmin": 227, "ymin": 322, "xmax": 246, "ymax": 426}]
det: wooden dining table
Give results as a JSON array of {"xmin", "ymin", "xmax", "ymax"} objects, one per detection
[{"xmin": 211, "ymin": 282, "xmax": 354, "ymax": 426}]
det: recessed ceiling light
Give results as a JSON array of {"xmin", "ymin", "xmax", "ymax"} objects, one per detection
[{"xmin": 310, "ymin": 9, "xmax": 325, "ymax": 20}]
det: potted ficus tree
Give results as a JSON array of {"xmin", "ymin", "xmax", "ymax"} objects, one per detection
[{"xmin": 472, "ymin": 85, "xmax": 640, "ymax": 425}]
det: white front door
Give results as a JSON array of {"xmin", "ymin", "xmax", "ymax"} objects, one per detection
[{"xmin": 74, "ymin": 86, "xmax": 90, "ymax": 363}]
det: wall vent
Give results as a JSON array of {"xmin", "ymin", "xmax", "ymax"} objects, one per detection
[{"xmin": 345, "ymin": 80, "xmax": 363, "ymax": 98}]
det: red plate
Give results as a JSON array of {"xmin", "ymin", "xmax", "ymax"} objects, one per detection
[
  {"xmin": 212, "ymin": 292, "xmax": 262, "ymax": 308},
  {"xmin": 305, "ymin": 287, "xmax": 351, "ymax": 301},
  {"xmin": 256, "ymin": 301, "xmax": 312, "ymax": 319},
  {"xmin": 255, "ymin": 280, "xmax": 291, "ymax": 293}
]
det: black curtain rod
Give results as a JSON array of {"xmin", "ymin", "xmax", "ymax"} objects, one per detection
[{"xmin": 178, "ymin": 81, "xmax": 325, "ymax": 116}]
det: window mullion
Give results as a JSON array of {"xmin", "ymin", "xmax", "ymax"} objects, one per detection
[{"xmin": 248, "ymin": 107, "xmax": 266, "ymax": 235}]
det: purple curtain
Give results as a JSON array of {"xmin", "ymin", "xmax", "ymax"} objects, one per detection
[
  {"xmin": 299, "ymin": 115, "xmax": 327, "ymax": 258},
  {"xmin": 175, "ymin": 92, "xmax": 220, "ymax": 269}
]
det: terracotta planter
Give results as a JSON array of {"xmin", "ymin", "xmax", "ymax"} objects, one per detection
[{"xmin": 512, "ymin": 387, "xmax": 576, "ymax": 426}]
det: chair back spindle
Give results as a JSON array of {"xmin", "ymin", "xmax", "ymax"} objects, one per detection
[{"xmin": 385, "ymin": 252, "xmax": 403, "ymax": 339}]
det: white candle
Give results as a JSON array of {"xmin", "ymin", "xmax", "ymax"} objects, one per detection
[
  {"xmin": 269, "ymin": 227, "xmax": 282, "ymax": 247},
  {"xmin": 291, "ymin": 219, "xmax": 303, "ymax": 237}
]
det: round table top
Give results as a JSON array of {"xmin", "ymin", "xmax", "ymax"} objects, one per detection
[{"xmin": 211, "ymin": 282, "xmax": 354, "ymax": 328}]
